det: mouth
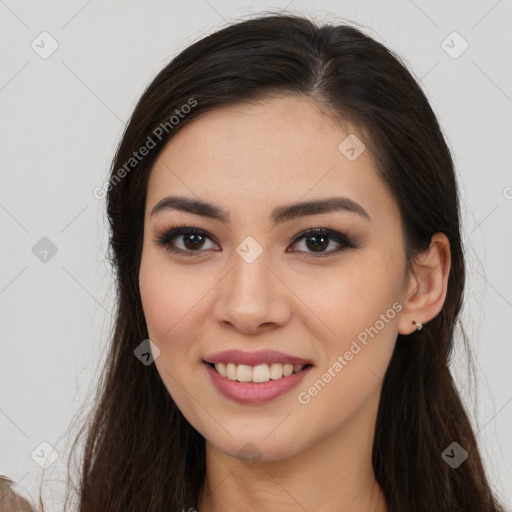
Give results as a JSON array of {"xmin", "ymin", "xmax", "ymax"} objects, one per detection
[
  {"xmin": 203, "ymin": 360, "xmax": 313, "ymax": 403},
  {"xmin": 204, "ymin": 361, "xmax": 314, "ymax": 384},
  {"xmin": 202, "ymin": 349, "xmax": 315, "ymax": 403}
]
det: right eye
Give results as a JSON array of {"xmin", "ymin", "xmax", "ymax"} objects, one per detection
[{"xmin": 154, "ymin": 226, "xmax": 220, "ymax": 257}]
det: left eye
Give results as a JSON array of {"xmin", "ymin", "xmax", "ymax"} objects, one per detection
[
  {"xmin": 155, "ymin": 226, "xmax": 356, "ymax": 257},
  {"xmin": 288, "ymin": 228, "xmax": 355, "ymax": 256}
]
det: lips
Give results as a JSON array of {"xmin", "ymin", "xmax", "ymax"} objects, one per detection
[{"xmin": 202, "ymin": 349, "xmax": 314, "ymax": 403}]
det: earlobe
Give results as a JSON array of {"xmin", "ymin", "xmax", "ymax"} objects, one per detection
[
  {"xmin": 397, "ymin": 233, "xmax": 451, "ymax": 335},
  {"xmin": 412, "ymin": 320, "xmax": 423, "ymax": 331}
]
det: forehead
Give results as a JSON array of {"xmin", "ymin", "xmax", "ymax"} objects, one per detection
[{"xmin": 146, "ymin": 96, "xmax": 400, "ymax": 228}]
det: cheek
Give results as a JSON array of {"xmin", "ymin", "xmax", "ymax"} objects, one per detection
[
  {"xmin": 306, "ymin": 264, "xmax": 401, "ymax": 342},
  {"xmin": 139, "ymin": 253, "xmax": 210, "ymax": 344},
  {"xmin": 294, "ymin": 274, "xmax": 400, "ymax": 436},
  {"xmin": 139, "ymin": 254, "xmax": 210, "ymax": 418},
  {"xmin": 300, "ymin": 252, "xmax": 403, "ymax": 392}
]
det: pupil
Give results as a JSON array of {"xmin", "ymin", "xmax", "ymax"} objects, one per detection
[{"xmin": 306, "ymin": 235, "xmax": 328, "ymax": 252}]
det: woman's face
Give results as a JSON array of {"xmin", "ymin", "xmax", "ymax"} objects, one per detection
[{"xmin": 139, "ymin": 95, "xmax": 410, "ymax": 462}]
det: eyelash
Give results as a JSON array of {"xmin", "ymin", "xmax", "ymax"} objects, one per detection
[{"xmin": 154, "ymin": 224, "xmax": 358, "ymax": 258}]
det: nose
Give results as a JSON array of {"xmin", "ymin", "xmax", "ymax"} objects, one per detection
[{"xmin": 213, "ymin": 249, "xmax": 292, "ymax": 335}]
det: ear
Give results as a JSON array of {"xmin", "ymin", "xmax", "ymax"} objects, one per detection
[{"xmin": 397, "ymin": 232, "xmax": 451, "ymax": 335}]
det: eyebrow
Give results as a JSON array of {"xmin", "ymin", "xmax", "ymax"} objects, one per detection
[{"xmin": 150, "ymin": 195, "xmax": 371, "ymax": 224}]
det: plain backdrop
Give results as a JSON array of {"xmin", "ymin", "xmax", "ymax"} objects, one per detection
[{"xmin": 1, "ymin": 0, "xmax": 511, "ymax": 509}]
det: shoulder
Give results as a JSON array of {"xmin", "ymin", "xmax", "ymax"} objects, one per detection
[{"xmin": 0, "ymin": 476, "xmax": 35, "ymax": 512}]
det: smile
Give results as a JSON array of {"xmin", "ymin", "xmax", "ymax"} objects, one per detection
[
  {"xmin": 210, "ymin": 362, "xmax": 309, "ymax": 383},
  {"xmin": 203, "ymin": 362, "xmax": 313, "ymax": 404}
]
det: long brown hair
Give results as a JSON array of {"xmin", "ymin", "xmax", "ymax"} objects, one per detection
[{"xmin": 40, "ymin": 13, "xmax": 507, "ymax": 512}]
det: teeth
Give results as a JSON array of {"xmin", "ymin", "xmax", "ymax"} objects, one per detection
[
  {"xmin": 253, "ymin": 364, "xmax": 270, "ymax": 383},
  {"xmin": 226, "ymin": 363, "xmax": 236, "ymax": 380},
  {"xmin": 269, "ymin": 363, "xmax": 283, "ymax": 380},
  {"xmin": 237, "ymin": 364, "xmax": 253, "ymax": 382},
  {"xmin": 282, "ymin": 363, "xmax": 294, "ymax": 377},
  {"xmin": 213, "ymin": 362, "xmax": 306, "ymax": 383},
  {"xmin": 216, "ymin": 362, "xmax": 227, "ymax": 377}
]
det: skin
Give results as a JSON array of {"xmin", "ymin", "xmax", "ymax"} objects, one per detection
[{"xmin": 138, "ymin": 95, "xmax": 451, "ymax": 512}]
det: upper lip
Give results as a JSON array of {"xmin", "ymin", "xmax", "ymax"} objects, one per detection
[{"xmin": 204, "ymin": 349, "xmax": 314, "ymax": 367}]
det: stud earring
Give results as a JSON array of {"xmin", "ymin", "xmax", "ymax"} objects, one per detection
[{"xmin": 412, "ymin": 320, "xmax": 423, "ymax": 331}]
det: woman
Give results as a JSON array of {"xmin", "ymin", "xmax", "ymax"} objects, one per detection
[{"xmin": 30, "ymin": 12, "xmax": 507, "ymax": 512}]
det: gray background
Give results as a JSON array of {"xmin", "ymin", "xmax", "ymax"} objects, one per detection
[{"xmin": 1, "ymin": 0, "xmax": 511, "ymax": 509}]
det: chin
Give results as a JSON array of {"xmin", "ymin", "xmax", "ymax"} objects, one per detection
[
  {"xmin": 203, "ymin": 424, "xmax": 304, "ymax": 464},
  {"xmin": 218, "ymin": 438, "xmax": 298, "ymax": 464}
]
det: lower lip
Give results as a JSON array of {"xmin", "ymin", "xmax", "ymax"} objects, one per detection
[{"xmin": 204, "ymin": 362, "xmax": 312, "ymax": 404}]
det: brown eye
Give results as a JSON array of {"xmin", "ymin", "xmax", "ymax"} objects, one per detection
[
  {"xmin": 155, "ymin": 226, "xmax": 219, "ymax": 256},
  {"xmin": 155, "ymin": 225, "xmax": 357, "ymax": 258},
  {"xmin": 303, "ymin": 234, "xmax": 331, "ymax": 252},
  {"xmin": 288, "ymin": 228, "xmax": 356, "ymax": 256},
  {"xmin": 181, "ymin": 233, "xmax": 206, "ymax": 250}
]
